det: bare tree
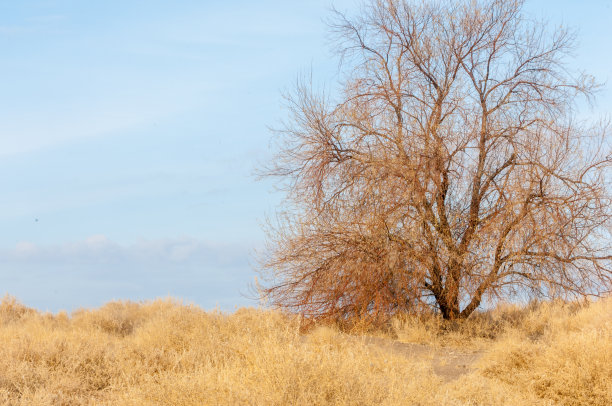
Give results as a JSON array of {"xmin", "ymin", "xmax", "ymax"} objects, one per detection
[{"xmin": 259, "ymin": 0, "xmax": 611, "ymax": 321}]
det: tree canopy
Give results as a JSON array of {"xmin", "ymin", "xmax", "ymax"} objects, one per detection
[{"xmin": 259, "ymin": 0, "xmax": 611, "ymax": 321}]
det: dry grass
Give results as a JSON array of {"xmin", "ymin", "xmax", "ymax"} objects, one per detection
[
  {"xmin": 392, "ymin": 298, "xmax": 612, "ymax": 405},
  {"xmin": 0, "ymin": 295, "xmax": 609, "ymax": 405}
]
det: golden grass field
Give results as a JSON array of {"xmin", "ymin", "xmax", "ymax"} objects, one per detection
[{"xmin": 0, "ymin": 295, "xmax": 609, "ymax": 405}]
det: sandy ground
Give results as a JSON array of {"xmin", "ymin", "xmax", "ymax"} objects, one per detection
[{"xmin": 355, "ymin": 336, "xmax": 482, "ymax": 381}]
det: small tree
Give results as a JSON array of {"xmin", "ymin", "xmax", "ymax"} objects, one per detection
[{"xmin": 259, "ymin": 0, "xmax": 611, "ymax": 321}]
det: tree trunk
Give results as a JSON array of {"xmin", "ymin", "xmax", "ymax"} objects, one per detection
[{"xmin": 438, "ymin": 296, "xmax": 461, "ymax": 320}]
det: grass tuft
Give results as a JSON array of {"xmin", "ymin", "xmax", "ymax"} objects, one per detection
[{"xmin": 0, "ymin": 295, "xmax": 609, "ymax": 405}]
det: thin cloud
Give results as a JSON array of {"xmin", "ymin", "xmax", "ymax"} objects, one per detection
[
  {"xmin": 2, "ymin": 235, "xmax": 249, "ymax": 268},
  {"xmin": 0, "ymin": 235, "xmax": 255, "ymax": 312}
]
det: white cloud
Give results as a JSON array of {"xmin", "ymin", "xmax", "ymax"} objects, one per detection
[
  {"xmin": 0, "ymin": 235, "xmax": 255, "ymax": 313},
  {"xmin": 14, "ymin": 241, "xmax": 38, "ymax": 257},
  {"xmin": 84, "ymin": 234, "xmax": 109, "ymax": 246},
  {"xmin": 3, "ymin": 235, "xmax": 249, "ymax": 268}
]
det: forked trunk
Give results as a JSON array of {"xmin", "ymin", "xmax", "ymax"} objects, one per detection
[
  {"xmin": 438, "ymin": 295, "xmax": 461, "ymax": 320},
  {"xmin": 260, "ymin": 0, "xmax": 612, "ymax": 327}
]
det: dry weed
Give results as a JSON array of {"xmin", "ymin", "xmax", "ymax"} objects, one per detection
[{"xmin": 0, "ymin": 295, "xmax": 609, "ymax": 405}]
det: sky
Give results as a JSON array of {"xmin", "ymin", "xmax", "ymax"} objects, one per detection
[{"xmin": 0, "ymin": 0, "xmax": 610, "ymax": 313}]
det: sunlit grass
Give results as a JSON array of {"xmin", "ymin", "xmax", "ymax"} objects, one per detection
[{"xmin": 0, "ymin": 295, "xmax": 609, "ymax": 405}]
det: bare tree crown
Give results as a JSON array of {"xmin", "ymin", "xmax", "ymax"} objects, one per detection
[{"xmin": 260, "ymin": 0, "xmax": 611, "ymax": 321}]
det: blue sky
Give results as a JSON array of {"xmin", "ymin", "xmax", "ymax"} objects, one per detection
[{"xmin": 0, "ymin": 0, "xmax": 610, "ymax": 313}]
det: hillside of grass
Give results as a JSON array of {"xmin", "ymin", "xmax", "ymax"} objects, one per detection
[{"xmin": 0, "ymin": 295, "xmax": 609, "ymax": 405}]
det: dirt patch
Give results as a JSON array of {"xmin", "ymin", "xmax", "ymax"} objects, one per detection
[{"xmin": 356, "ymin": 336, "xmax": 483, "ymax": 382}]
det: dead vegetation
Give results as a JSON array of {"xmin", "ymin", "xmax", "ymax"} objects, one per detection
[
  {"xmin": 0, "ymin": 295, "xmax": 609, "ymax": 405},
  {"xmin": 259, "ymin": 0, "xmax": 611, "ymax": 322}
]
